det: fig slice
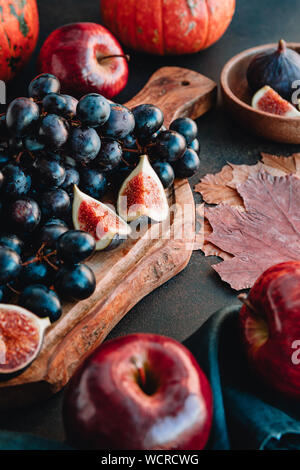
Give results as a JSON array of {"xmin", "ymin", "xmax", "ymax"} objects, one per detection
[
  {"xmin": 252, "ymin": 86, "xmax": 300, "ymax": 117},
  {"xmin": 117, "ymin": 154, "xmax": 169, "ymax": 222},
  {"xmin": 72, "ymin": 185, "xmax": 131, "ymax": 251},
  {"xmin": 0, "ymin": 304, "xmax": 50, "ymax": 378}
]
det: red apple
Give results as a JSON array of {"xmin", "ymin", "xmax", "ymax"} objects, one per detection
[
  {"xmin": 239, "ymin": 261, "xmax": 300, "ymax": 399},
  {"xmin": 63, "ymin": 333, "xmax": 213, "ymax": 450},
  {"xmin": 38, "ymin": 23, "xmax": 129, "ymax": 99}
]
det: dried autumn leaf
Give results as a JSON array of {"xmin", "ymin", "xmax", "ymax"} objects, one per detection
[
  {"xmin": 194, "ymin": 204, "xmax": 232, "ymax": 259},
  {"xmin": 229, "ymin": 162, "xmax": 264, "ymax": 189},
  {"xmin": 261, "ymin": 152, "xmax": 300, "ymax": 177},
  {"xmin": 206, "ymin": 172, "xmax": 300, "ymax": 290},
  {"xmin": 195, "ymin": 154, "xmax": 300, "ymax": 209},
  {"xmin": 194, "ymin": 166, "xmax": 243, "ymax": 207}
]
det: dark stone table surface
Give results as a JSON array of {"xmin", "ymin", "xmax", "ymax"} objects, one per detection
[{"xmin": 1, "ymin": 0, "xmax": 300, "ymax": 442}]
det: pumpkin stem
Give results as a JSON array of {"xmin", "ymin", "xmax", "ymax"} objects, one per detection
[{"xmin": 278, "ymin": 39, "xmax": 286, "ymax": 53}]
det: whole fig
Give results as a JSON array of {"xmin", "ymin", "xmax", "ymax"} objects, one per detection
[{"xmin": 247, "ymin": 39, "xmax": 300, "ymax": 102}]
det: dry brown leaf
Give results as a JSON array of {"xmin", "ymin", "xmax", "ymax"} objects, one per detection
[
  {"xmin": 261, "ymin": 152, "xmax": 300, "ymax": 177},
  {"xmin": 194, "ymin": 166, "xmax": 243, "ymax": 207},
  {"xmin": 194, "ymin": 204, "xmax": 232, "ymax": 260},
  {"xmin": 228, "ymin": 163, "xmax": 264, "ymax": 189},
  {"xmin": 195, "ymin": 154, "xmax": 300, "ymax": 210},
  {"xmin": 206, "ymin": 172, "xmax": 300, "ymax": 290}
]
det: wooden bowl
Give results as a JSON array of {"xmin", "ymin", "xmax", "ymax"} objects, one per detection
[{"xmin": 221, "ymin": 42, "xmax": 300, "ymax": 144}]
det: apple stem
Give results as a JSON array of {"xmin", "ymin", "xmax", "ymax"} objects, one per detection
[
  {"xmin": 98, "ymin": 54, "xmax": 130, "ymax": 63},
  {"xmin": 132, "ymin": 358, "xmax": 146, "ymax": 388},
  {"xmin": 238, "ymin": 293, "xmax": 260, "ymax": 316},
  {"xmin": 137, "ymin": 365, "xmax": 146, "ymax": 388}
]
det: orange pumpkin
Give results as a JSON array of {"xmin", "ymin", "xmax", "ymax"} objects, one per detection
[
  {"xmin": 0, "ymin": 0, "xmax": 39, "ymax": 82},
  {"xmin": 100, "ymin": 0, "xmax": 236, "ymax": 55}
]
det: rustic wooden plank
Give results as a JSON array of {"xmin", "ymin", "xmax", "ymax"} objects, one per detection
[{"xmin": 0, "ymin": 67, "xmax": 217, "ymax": 408}]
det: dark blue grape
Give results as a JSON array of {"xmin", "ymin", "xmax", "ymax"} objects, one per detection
[
  {"xmin": 54, "ymin": 264, "xmax": 96, "ymax": 301},
  {"xmin": 8, "ymin": 136, "xmax": 24, "ymax": 153},
  {"xmin": 19, "ymin": 285, "xmax": 62, "ymax": 323},
  {"xmin": 2, "ymin": 164, "xmax": 31, "ymax": 199},
  {"xmin": 24, "ymin": 135, "xmax": 45, "ymax": 152},
  {"xmin": 42, "ymin": 93, "xmax": 67, "ymax": 115},
  {"xmin": 63, "ymin": 155, "xmax": 77, "ymax": 168},
  {"xmin": 111, "ymin": 164, "xmax": 131, "ymax": 187},
  {"xmin": 57, "ymin": 230, "xmax": 95, "ymax": 264},
  {"xmin": 169, "ymin": 117, "xmax": 198, "ymax": 145},
  {"xmin": 18, "ymin": 152, "xmax": 36, "ymax": 174},
  {"xmin": 28, "ymin": 73, "xmax": 61, "ymax": 99},
  {"xmin": 132, "ymin": 104, "xmax": 164, "ymax": 139},
  {"xmin": 39, "ymin": 114, "xmax": 69, "ymax": 149},
  {"xmin": 94, "ymin": 139, "xmax": 122, "ymax": 172},
  {"xmin": 21, "ymin": 258, "xmax": 55, "ymax": 287},
  {"xmin": 77, "ymin": 93, "xmax": 111, "ymax": 127},
  {"xmin": 61, "ymin": 167, "xmax": 80, "ymax": 194},
  {"xmin": 152, "ymin": 161, "xmax": 175, "ymax": 189},
  {"xmin": 0, "ymin": 285, "xmax": 12, "ymax": 303},
  {"xmin": 10, "ymin": 198, "xmax": 41, "ymax": 232},
  {"xmin": 148, "ymin": 130, "xmax": 186, "ymax": 162},
  {"xmin": 40, "ymin": 189, "xmax": 71, "ymax": 219},
  {"xmin": 122, "ymin": 134, "xmax": 140, "ymax": 166},
  {"xmin": 44, "ymin": 218, "xmax": 68, "ymax": 227},
  {"xmin": 0, "ymin": 234, "xmax": 23, "ymax": 255},
  {"xmin": 70, "ymin": 127, "xmax": 101, "ymax": 164},
  {"xmin": 61, "ymin": 95, "xmax": 78, "ymax": 119},
  {"xmin": 6, "ymin": 98, "xmax": 39, "ymax": 137},
  {"xmin": 33, "ymin": 158, "xmax": 66, "ymax": 188},
  {"xmin": 188, "ymin": 138, "xmax": 200, "ymax": 155},
  {"xmin": 139, "ymin": 124, "xmax": 167, "ymax": 147},
  {"xmin": 0, "ymin": 247, "xmax": 21, "ymax": 284},
  {"xmin": 101, "ymin": 104, "xmax": 135, "ymax": 139},
  {"xmin": 173, "ymin": 148, "xmax": 200, "ymax": 177},
  {"xmin": 79, "ymin": 168, "xmax": 107, "ymax": 199},
  {"xmin": 39, "ymin": 223, "xmax": 68, "ymax": 248},
  {"xmin": 0, "ymin": 114, "xmax": 7, "ymax": 140},
  {"xmin": 0, "ymin": 150, "xmax": 11, "ymax": 168}
]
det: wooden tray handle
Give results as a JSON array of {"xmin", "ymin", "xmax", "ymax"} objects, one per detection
[{"xmin": 126, "ymin": 66, "xmax": 217, "ymax": 126}]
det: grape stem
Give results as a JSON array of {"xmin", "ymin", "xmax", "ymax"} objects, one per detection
[
  {"xmin": 44, "ymin": 257, "xmax": 59, "ymax": 271},
  {"xmin": 122, "ymin": 147, "xmax": 139, "ymax": 153},
  {"xmin": 7, "ymin": 284, "xmax": 20, "ymax": 296}
]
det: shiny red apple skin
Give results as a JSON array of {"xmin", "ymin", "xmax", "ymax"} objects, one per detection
[
  {"xmin": 240, "ymin": 261, "xmax": 300, "ymax": 399},
  {"xmin": 38, "ymin": 23, "xmax": 128, "ymax": 99},
  {"xmin": 63, "ymin": 333, "xmax": 213, "ymax": 450}
]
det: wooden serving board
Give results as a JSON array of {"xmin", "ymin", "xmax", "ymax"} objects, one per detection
[{"xmin": 0, "ymin": 67, "xmax": 217, "ymax": 408}]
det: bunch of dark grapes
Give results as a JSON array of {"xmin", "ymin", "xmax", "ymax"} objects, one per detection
[{"xmin": 0, "ymin": 73, "xmax": 200, "ymax": 324}]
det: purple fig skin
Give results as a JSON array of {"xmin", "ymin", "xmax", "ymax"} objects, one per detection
[{"xmin": 247, "ymin": 39, "xmax": 300, "ymax": 102}]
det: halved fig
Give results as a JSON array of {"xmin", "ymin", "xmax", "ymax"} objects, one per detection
[
  {"xmin": 117, "ymin": 154, "xmax": 169, "ymax": 223},
  {"xmin": 72, "ymin": 185, "xmax": 131, "ymax": 251},
  {"xmin": 252, "ymin": 85, "xmax": 300, "ymax": 117},
  {"xmin": 0, "ymin": 304, "xmax": 50, "ymax": 379}
]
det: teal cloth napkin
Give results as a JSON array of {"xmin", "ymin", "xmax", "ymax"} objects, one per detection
[
  {"xmin": 184, "ymin": 305, "xmax": 300, "ymax": 450},
  {"xmin": 0, "ymin": 430, "xmax": 70, "ymax": 450}
]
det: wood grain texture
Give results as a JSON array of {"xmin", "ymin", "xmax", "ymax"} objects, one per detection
[{"xmin": 0, "ymin": 67, "xmax": 216, "ymax": 408}]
